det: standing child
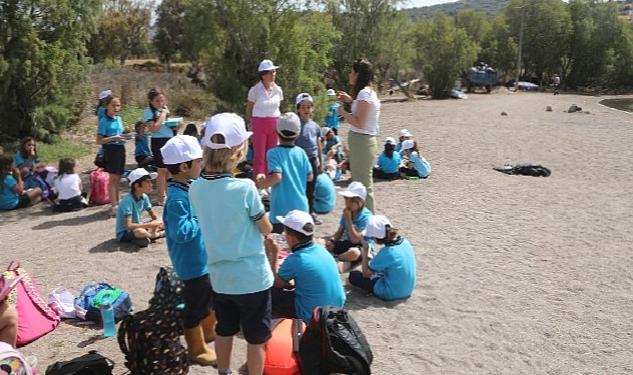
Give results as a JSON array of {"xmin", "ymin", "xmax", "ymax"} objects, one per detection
[
  {"xmin": 325, "ymin": 181, "xmax": 372, "ymax": 264},
  {"xmin": 0, "ymin": 155, "xmax": 42, "ymax": 210},
  {"xmin": 396, "ymin": 129, "xmax": 413, "ymax": 153},
  {"xmin": 373, "ymin": 137, "xmax": 401, "ymax": 180},
  {"xmin": 324, "ymin": 89, "xmax": 341, "ymax": 135},
  {"xmin": 295, "ymin": 93, "xmax": 323, "ymax": 225},
  {"xmin": 97, "ymin": 95, "xmax": 126, "ymax": 214},
  {"xmin": 52, "ymin": 158, "xmax": 88, "ymax": 212},
  {"xmin": 349, "ymin": 215, "xmax": 416, "ymax": 301},
  {"xmin": 160, "ymin": 135, "xmax": 216, "ymax": 366},
  {"xmin": 257, "ymin": 112, "xmax": 312, "ymax": 234},
  {"xmin": 190, "ymin": 113, "xmax": 274, "ymax": 375},
  {"xmin": 115, "ymin": 168, "xmax": 163, "ymax": 247},
  {"xmin": 399, "ymin": 140, "xmax": 431, "ymax": 179}
]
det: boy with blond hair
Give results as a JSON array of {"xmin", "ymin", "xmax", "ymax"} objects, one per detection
[{"xmin": 189, "ymin": 113, "xmax": 274, "ymax": 375}]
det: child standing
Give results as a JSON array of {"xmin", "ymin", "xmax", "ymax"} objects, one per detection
[
  {"xmin": 134, "ymin": 121, "xmax": 154, "ymax": 170},
  {"xmin": 257, "ymin": 112, "xmax": 313, "ymax": 234},
  {"xmin": 97, "ymin": 95, "xmax": 126, "ymax": 214},
  {"xmin": 349, "ymin": 215, "xmax": 416, "ymax": 301},
  {"xmin": 52, "ymin": 158, "xmax": 88, "ymax": 212},
  {"xmin": 190, "ymin": 113, "xmax": 274, "ymax": 375},
  {"xmin": 115, "ymin": 168, "xmax": 163, "ymax": 247},
  {"xmin": 373, "ymin": 137, "xmax": 401, "ymax": 180},
  {"xmin": 324, "ymin": 89, "xmax": 341, "ymax": 135},
  {"xmin": 0, "ymin": 155, "xmax": 42, "ymax": 210},
  {"xmin": 160, "ymin": 135, "xmax": 216, "ymax": 366},
  {"xmin": 325, "ymin": 181, "xmax": 372, "ymax": 264},
  {"xmin": 399, "ymin": 140, "xmax": 431, "ymax": 178},
  {"xmin": 295, "ymin": 93, "xmax": 323, "ymax": 225}
]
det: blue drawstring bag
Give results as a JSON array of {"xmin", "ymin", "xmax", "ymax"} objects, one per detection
[{"xmin": 74, "ymin": 282, "xmax": 133, "ymax": 323}]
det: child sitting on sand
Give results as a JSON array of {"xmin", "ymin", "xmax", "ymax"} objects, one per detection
[
  {"xmin": 349, "ymin": 215, "xmax": 416, "ymax": 301},
  {"xmin": 0, "ymin": 154, "xmax": 42, "ymax": 210},
  {"xmin": 400, "ymin": 140, "xmax": 431, "ymax": 179},
  {"xmin": 396, "ymin": 129, "xmax": 413, "ymax": 152},
  {"xmin": 52, "ymin": 158, "xmax": 88, "ymax": 212},
  {"xmin": 373, "ymin": 137, "xmax": 401, "ymax": 180}
]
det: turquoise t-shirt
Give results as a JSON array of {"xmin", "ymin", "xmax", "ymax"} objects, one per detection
[
  {"xmin": 143, "ymin": 107, "xmax": 173, "ymax": 138},
  {"xmin": 14, "ymin": 151, "xmax": 39, "ymax": 171},
  {"xmin": 267, "ymin": 145, "xmax": 311, "ymax": 224},
  {"xmin": 278, "ymin": 242, "xmax": 346, "ymax": 322},
  {"xmin": 97, "ymin": 115, "xmax": 125, "ymax": 145},
  {"xmin": 378, "ymin": 151, "xmax": 401, "ymax": 174},
  {"xmin": 409, "ymin": 151, "xmax": 431, "ymax": 177},
  {"xmin": 135, "ymin": 134, "xmax": 151, "ymax": 157},
  {"xmin": 0, "ymin": 175, "xmax": 19, "ymax": 210},
  {"xmin": 370, "ymin": 237, "xmax": 416, "ymax": 300},
  {"xmin": 325, "ymin": 102, "xmax": 340, "ymax": 129},
  {"xmin": 339, "ymin": 206, "xmax": 372, "ymax": 242},
  {"xmin": 115, "ymin": 193, "xmax": 152, "ymax": 240},
  {"xmin": 314, "ymin": 173, "xmax": 335, "ymax": 214},
  {"xmin": 189, "ymin": 173, "xmax": 273, "ymax": 295}
]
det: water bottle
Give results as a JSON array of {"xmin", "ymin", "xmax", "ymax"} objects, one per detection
[{"xmin": 100, "ymin": 301, "xmax": 116, "ymax": 337}]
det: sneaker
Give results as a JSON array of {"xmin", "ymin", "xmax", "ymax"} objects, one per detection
[{"xmin": 311, "ymin": 213, "xmax": 323, "ymax": 225}]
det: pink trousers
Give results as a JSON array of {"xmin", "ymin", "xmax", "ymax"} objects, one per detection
[{"xmin": 251, "ymin": 117, "xmax": 279, "ymax": 177}]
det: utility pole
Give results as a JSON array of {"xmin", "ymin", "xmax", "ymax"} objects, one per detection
[{"xmin": 515, "ymin": 5, "xmax": 525, "ymax": 92}]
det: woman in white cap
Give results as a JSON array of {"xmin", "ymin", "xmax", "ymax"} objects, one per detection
[
  {"xmin": 246, "ymin": 59, "xmax": 283, "ymax": 178},
  {"xmin": 337, "ymin": 58, "xmax": 380, "ymax": 212}
]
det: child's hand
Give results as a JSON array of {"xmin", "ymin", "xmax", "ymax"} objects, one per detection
[
  {"xmin": 362, "ymin": 268, "xmax": 373, "ymax": 278},
  {"xmin": 110, "ymin": 135, "xmax": 124, "ymax": 142},
  {"xmin": 265, "ymin": 235, "xmax": 280, "ymax": 255}
]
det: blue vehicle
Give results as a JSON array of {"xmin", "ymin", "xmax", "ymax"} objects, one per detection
[{"xmin": 465, "ymin": 65, "xmax": 497, "ymax": 94}]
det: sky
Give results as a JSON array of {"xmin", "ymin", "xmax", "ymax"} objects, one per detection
[{"xmin": 402, "ymin": 0, "xmax": 460, "ymax": 8}]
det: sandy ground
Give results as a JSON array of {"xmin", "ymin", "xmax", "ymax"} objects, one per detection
[{"xmin": 2, "ymin": 91, "xmax": 633, "ymax": 374}]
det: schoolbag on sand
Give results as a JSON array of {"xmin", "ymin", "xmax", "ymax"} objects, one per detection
[
  {"xmin": 45, "ymin": 350, "xmax": 113, "ymax": 375},
  {"xmin": 0, "ymin": 342, "xmax": 36, "ymax": 374},
  {"xmin": 74, "ymin": 282, "xmax": 132, "ymax": 323},
  {"xmin": 117, "ymin": 267, "xmax": 188, "ymax": 375},
  {"xmin": 3, "ymin": 261, "xmax": 60, "ymax": 347},
  {"xmin": 264, "ymin": 318, "xmax": 305, "ymax": 375},
  {"xmin": 88, "ymin": 168, "xmax": 110, "ymax": 205},
  {"xmin": 299, "ymin": 306, "xmax": 373, "ymax": 375},
  {"xmin": 24, "ymin": 172, "xmax": 54, "ymax": 200}
]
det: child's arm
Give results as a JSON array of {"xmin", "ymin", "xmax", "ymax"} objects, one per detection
[
  {"xmin": 344, "ymin": 208, "xmax": 364, "ymax": 243},
  {"xmin": 255, "ymin": 212, "xmax": 273, "ymax": 236},
  {"xmin": 10, "ymin": 170, "xmax": 24, "ymax": 195},
  {"xmin": 265, "ymin": 236, "xmax": 294, "ymax": 289},
  {"xmin": 166, "ymin": 200, "xmax": 199, "ymax": 243},
  {"xmin": 124, "ymin": 216, "xmax": 161, "ymax": 231},
  {"xmin": 360, "ymin": 239, "xmax": 373, "ymax": 278},
  {"xmin": 256, "ymin": 172, "xmax": 281, "ymax": 189},
  {"xmin": 148, "ymin": 110, "xmax": 168, "ymax": 133}
]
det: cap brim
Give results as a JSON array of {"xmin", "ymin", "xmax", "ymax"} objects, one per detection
[
  {"xmin": 338, "ymin": 191, "xmax": 361, "ymax": 199},
  {"xmin": 276, "ymin": 216, "xmax": 286, "ymax": 224}
]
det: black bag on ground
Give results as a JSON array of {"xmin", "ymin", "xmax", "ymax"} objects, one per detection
[
  {"xmin": 45, "ymin": 350, "xmax": 114, "ymax": 375},
  {"xmin": 148, "ymin": 266, "xmax": 185, "ymax": 309},
  {"xmin": 299, "ymin": 306, "xmax": 373, "ymax": 375}
]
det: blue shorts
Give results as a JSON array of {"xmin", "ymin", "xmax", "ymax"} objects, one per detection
[
  {"xmin": 213, "ymin": 288, "xmax": 272, "ymax": 344},
  {"xmin": 119, "ymin": 230, "xmax": 137, "ymax": 242}
]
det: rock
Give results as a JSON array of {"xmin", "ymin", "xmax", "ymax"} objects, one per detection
[
  {"xmin": 546, "ymin": 106, "xmax": 552, "ymax": 112},
  {"xmin": 568, "ymin": 104, "xmax": 582, "ymax": 113},
  {"xmin": 501, "ymin": 111, "xmax": 508, "ymax": 116}
]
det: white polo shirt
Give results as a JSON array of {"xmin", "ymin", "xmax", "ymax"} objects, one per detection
[
  {"xmin": 53, "ymin": 174, "xmax": 82, "ymax": 200},
  {"xmin": 248, "ymin": 81, "xmax": 283, "ymax": 118},
  {"xmin": 350, "ymin": 87, "xmax": 380, "ymax": 136}
]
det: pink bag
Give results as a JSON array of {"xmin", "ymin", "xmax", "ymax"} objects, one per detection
[
  {"xmin": 3, "ymin": 261, "xmax": 60, "ymax": 347},
  {"xmin": 89, "ymin": 168, "xmax": 110, "ymax": 205}
]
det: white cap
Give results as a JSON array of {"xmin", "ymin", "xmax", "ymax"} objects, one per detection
[
  {"xmin": 401, "ymin": 139, "xmax": 415, "ymax": 151},
  {"xmin": 127, "ymin": 168, "xmax": 155, "ymax": 186},
  {"xmin": 276, "ymin": 210, "xmax": 314, "ymax": 236},
  {"xmin": 361, "ymin": 215, "xmax": 392, "ymax": 239},
  {"xmin": 202, "ymin": 113, "xmax": 252, "ymax": 149},
  {"xmin": 400, "ymin": 129, "xmax": 413, "ymax": 137},
  {"xmin": 384, "ymin": 137, "xmax": 396, "ymax": 145},
  {"xmin": 339, "ymin": 181, "xmax": 367, "ymax": 201},
  {"xmin": 98, "ymin": 89, "xmax": 112, "ymax": 100},
  {"xmin": 277, "ymin": 112, "xmax": 301, "ymax": 137},
  {"xmin": 295, "ymin": 93, "xmax": 314, "ymax": 106},
  {"xmin": 160, "ymin": 135, "xmax": 203, "ymax": 165},
  {"xmin": 326, "ymin": 89, "xmax": 336, "ymax": 96},
  {"xmin": 320, "ymin": 127, "xmax": 332, "ymax": 137},
  {"xmin": 258, "ymin": 59, "xmax": 279, "ymax": 72}
]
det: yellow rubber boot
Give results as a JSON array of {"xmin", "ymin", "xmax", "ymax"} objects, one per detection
[
  {"xmin": 184, "ymin": 325, "xmax": 217, "ymax": 366},
  {"xmin": 201, "ymin": 311, "xmax": 217, "ymax": 343}
]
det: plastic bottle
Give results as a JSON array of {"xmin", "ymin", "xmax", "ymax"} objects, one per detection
[{"xmin": 100, "ymin": 301, "xmax": 116, "ymax": 337}]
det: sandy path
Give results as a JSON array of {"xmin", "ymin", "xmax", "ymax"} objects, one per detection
[{"xmin": 2, "ymin": 92, "xmax": 632, "ymax": 374}]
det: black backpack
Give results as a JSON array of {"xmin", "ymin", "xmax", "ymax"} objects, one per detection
[
  {"xmin": 116, "ymin": 267, "xmax": 188, "ymax": 375},
  {"xmin": 299, "ymin": 306, "xmax": 373, "ymax": 375},
  {"xmin": 45, "ymin": 351, "xmax": 114, "ymax": 375}
]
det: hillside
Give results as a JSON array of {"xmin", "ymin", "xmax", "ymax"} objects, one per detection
[{"xmin": 403, "ymin": 0, "xmax": 510, "ymax": 19}]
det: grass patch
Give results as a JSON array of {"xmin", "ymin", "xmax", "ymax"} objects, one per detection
[
  {"xmin": 120, "ymin": 105, "xmax": 145, "ymax": 125},
  {"xmin": 38, "ymin": 139, "xmax": 90, "ymax": 164}
]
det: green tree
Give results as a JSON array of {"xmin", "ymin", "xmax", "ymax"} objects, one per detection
[
  {"xmin": 479, "ymin": 14, "xmax": 517, "ymax": 79},
  {"xmin": 0, "ymin": 0, "xmax": 100, "ymax": 141},
  {"xmin": 455, "ymin": 9, "xmax": 491, "ymax": 47},
  {"xmin": 154, "ymin": 0, "xmax": 185, "ymax": 70},
  {"xmin": 414, "ymin": 13, "xmax": 479, "ymax": 98},
  {"xmin": 373, "ymin": 12, "xmax": 415, "ymax": 96}
]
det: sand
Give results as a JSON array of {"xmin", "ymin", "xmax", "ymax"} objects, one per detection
[{"xmin": 2, "ymin": 91, "xmax": 633, "ymax": 374}]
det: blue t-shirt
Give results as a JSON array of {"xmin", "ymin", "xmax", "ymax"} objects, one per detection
[
  {"xmin": 339, "ymin": 206, "xmax": 372, "ymax": 242},
  {"xmin": 408, "ymin": 151, "xmax": 431, "ymax": 178},
  {"xmin": 0, "ymin": 175, "xmax": 19, "ymax": 210},
  {"xmin": 14, "ymin": 151, "xmax": 39, "ymax": 171},
  {"xmin": 143, "ymin": 107, "xmax": 173, "ymax": 138},
  {"xmin": 370, "ymin": 237, "xmax": 416, "ymax": 300},
  {"xmin": 164, "ymin": 180, "xmax": 208, "ymax": 281},
  {"xmin": 98, "ymin": 115, "xmax": 125, "ymax": 145},
  {"xmin": 296, "ymin": 119, "xmax": 321, "ymax": 159},
  {"xmin": 115, "ymin": 193, "xmax": 152, "ymax": 240},
  {"xmin": 279, "ymin": 242, "xmax": 346, "ymax": 322},
  {"xmin": 189, "ymin": 173, "xmax": 273, "ymax": 295},
  {"xmin": 325, "ymin": 102, "xmax": 340, "ymax": 129},
  {"xmin": 135, "ymin": 134, "xmax": 151, "ymax": 157},
  {"xmin": 267, "ymin": 145, "xmax": 311, "ymax": 224},
  {"xmin": 314, "ymin": 173, "xmax": 335, "ymax": 214},
  {"xmin": 324, "ymin": 135, "xmax": 342, "ymax": 157},
  {"xmin": 378, "ymin": 151, "xmax": 401, "ymax": 174}
]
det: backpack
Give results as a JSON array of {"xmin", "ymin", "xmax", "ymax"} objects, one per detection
[
  {"xmin": 0, "ymin": 342, "xmax": 36, "ymax": 375},
  {"xmin": 147, "ymin": 266, "xmax": 184, "ymax": 310},
  {"xmin": 299, "ymin": 306, "xmax": 373, "ymax": 375},
  {"xmin": 45, "ymin": 351, "xmax": 113, "ymax": 375},
  {"xmin": 74, "ymin": 282, "xmax": 132, "ymax": 323},
  {"xmin": 88, "ymin": 168, "xmax": 110, "ymax": 205},
  {"xmin": 24, "ymin": 172, "xmax": 54, "ymax": 200},
  {"xmin": 264, "ymin": 319, "xmax": 305, "ymax": 375}
]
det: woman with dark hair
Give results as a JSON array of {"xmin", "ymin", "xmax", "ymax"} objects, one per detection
[
  {"xmin": 337, "ymin": 58, "xmax": 381, "ymax": 212},
  {"xmin": 246, "ymin": 59, "xmax": 283, "ymax": 178}
]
